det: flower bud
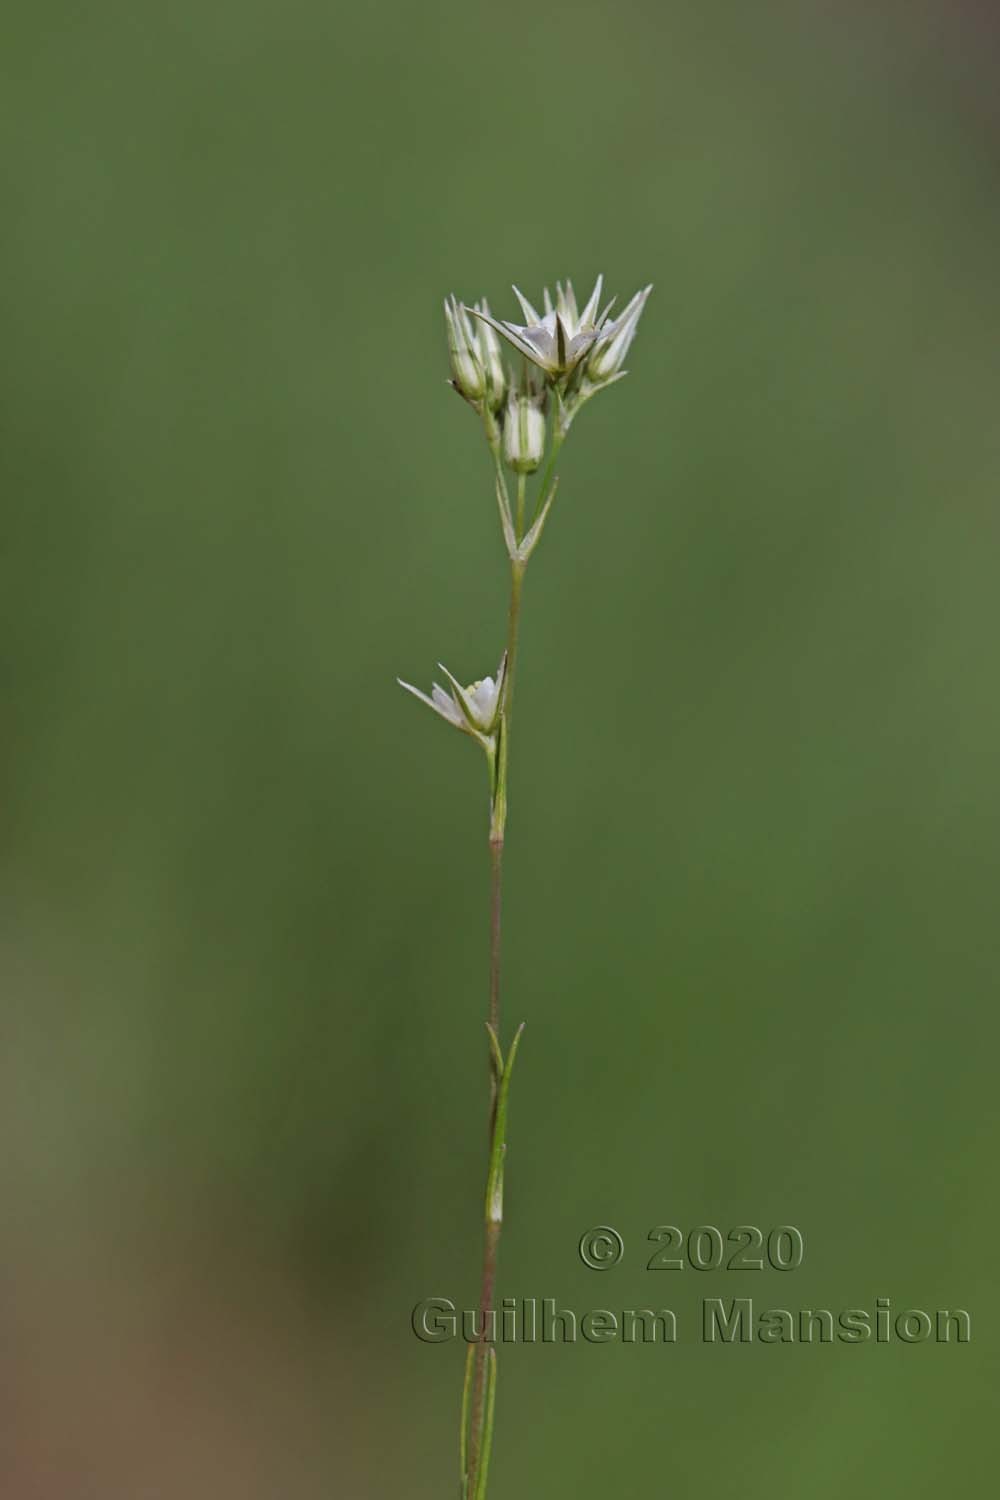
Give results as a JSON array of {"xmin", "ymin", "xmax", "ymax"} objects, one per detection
[
  {"xmin": 586, "ymin": 340, "xmax": 616, "ymax": 385},
  {"xmin": 474, "ymin": 301, "xmax": 507, "ymax": 411},
  {"xmin": 586, "ymin": 285, "xmax": 652, "ymax": 385},
  {"xmin": 444, "ymin": 294, "xmax": 486, "ymax": 402},
  {"xmin": 503, "ymin": 391, "xmax": 546, "ymax": 474}
]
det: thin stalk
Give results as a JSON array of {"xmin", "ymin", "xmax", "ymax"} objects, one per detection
[
  {"xmin": 472, "ymin": 1349, "xmax": 498, "ymax": 1500},
  {"xmin": 487, "ymin": 837, "xmax": 502, "ymax": 1059},
  {"xmin": 466, "ymin": 550, "xmax": 526, "ymax": 1500},
  {"xmin": 501, "ymin": 561, "xmax": 525, "ymax": 736}
]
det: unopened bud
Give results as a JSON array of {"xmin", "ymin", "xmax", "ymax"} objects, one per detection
[
  {"xmin": 475, "ymin": 301, "xmax": 507, "ymax": 411},
  {"xmin": 503, "ymin": 392, "xmax": 546, "ymax": 474},
  {"xmin": 586, "ymin": 285, "xmax": 652, "ymax": 385},
  {"xmin": 444, "ymin": 294, "xmax": 486, "ymax": 402}
]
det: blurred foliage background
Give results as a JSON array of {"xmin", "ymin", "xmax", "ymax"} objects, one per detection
[{"xmin": 2, "ymin": 1, "xmax": 998, "ymax": 1494}]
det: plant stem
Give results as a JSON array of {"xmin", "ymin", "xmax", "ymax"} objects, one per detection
[
  {"xmin": 515, "ymin": 472, "xmax": 527, "ymax": 541},
  {"xmin": 466, "ymin": 1215, "xmax": 501, "ymax": 1496},
  {"xmin": 502, "ymin": 560, "xmax": 525, "ymax": 735},
  {"xmin": 466, "ymin": 552, "xmax": 526, "ymax": 1499},
  {"xmin": 488, "ymin": 837, "xmax": 503, "ymax": 1040}
]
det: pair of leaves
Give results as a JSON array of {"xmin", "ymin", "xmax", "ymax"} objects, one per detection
[{"xmin": 495, "ymin": 477, "xmax": 559, "ymax": 565}]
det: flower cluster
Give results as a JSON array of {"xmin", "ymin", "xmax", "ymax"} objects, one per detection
[
  {"xmin": 446, "ymin": 276, "xmax": 652, "ymax": 458},
  {"xmin": 403, "ymin": 275, "xmax": 650, "ymax": 772}
]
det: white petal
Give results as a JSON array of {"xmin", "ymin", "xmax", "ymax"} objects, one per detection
[
  {"xmin": 556, "ymin": 280, "xmax": 579, "ymax": 329},
  {"xmin": 579, "ymin": 273, "xmax": 604, "ymax": 327},
  {"xmin": 431, "ymin": 684, "xmax": 464, "ymax": 725},
  {"xmin": 399, "ymin": 678, "xmax": 460, "ymax": 727},
  {"xmin": 519, "ymin": 325, "xmax": 557, "ymax": 361},
  {"xmin": 512, "ymin": 285, "xmax": 543, "ymax": 325},
  {"xmin": 436, "ymin": 662, "xmax": 483, "ymax": 729},
  {"xmin": 596, "ymin": 295, "xmax": 617, "ymax": 329},
  {"xmin": 467, "ymin": 680, "xmax": 496, "ymax": 724},
  {"xmin": 468, "ymin": 305, "xmax": 547, "ymax": 368}
]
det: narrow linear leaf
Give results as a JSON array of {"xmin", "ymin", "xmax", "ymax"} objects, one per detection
[
  {"xmin": 494, "ymin": 475, "xmax": 518, "ymax": 558},
  {"xmin": 459, "ymin": 1340, "xmax": 476, "ymax": 1494},
  {"xmin": 518, "ymin": 477, "xmax": 560, "ymax": 562},
  {"xmin": 485, "ymin": 1022, "xmax": 505, "ymax": 1081},
  {"xmin": 484, "ymin": 1023, "xmax": 525, "ymax": 1222},
  {"xmin": 472, "ymin": 1348, "xmax": 498, "ymax": 1500}
]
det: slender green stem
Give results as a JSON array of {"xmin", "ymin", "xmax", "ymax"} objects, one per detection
[
  {"xmin": 466, "ymin": 546, "xmax": 526, "ymax": 1500},
  {"xmin": 487, "ymin": 838, "xmax": 502, "ymax": 1042},
  {"xmin": 502, "ymin": 562, "xmax": 524, "ymax": 731},
  {"xmin": 515, "ymin": 472, "xmax": 527, "ymax": 542}
]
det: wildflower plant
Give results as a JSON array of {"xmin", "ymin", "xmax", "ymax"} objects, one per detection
[{"xmin": 399, "ymin": 275, "xmax": 651, "ymax": 1499}]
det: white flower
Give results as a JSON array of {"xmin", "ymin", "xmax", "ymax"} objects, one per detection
[
  {"xmin": 398, "ymin": 653, "xmax": 507, "ymax": 748},
  {"xmin": 468, "ymin": 276, "xmax": 611, "ymax": 381},
  {"xmin": 586, "ymin": 284, "xmax": 653, "ymax": 384}
]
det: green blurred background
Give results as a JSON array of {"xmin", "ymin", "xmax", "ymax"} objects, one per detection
[{"xmin": 3, "ymin": 1, "xmax": 998, "ymax": 1493}]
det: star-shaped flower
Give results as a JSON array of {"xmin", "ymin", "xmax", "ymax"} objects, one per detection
[
  {"xmin": 398, "ymin": 653, "xmax": 507, "ymax": 749},
  {"xmin": 468, "ymin": 276, "xmax": 612, "ymax": 381}
]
